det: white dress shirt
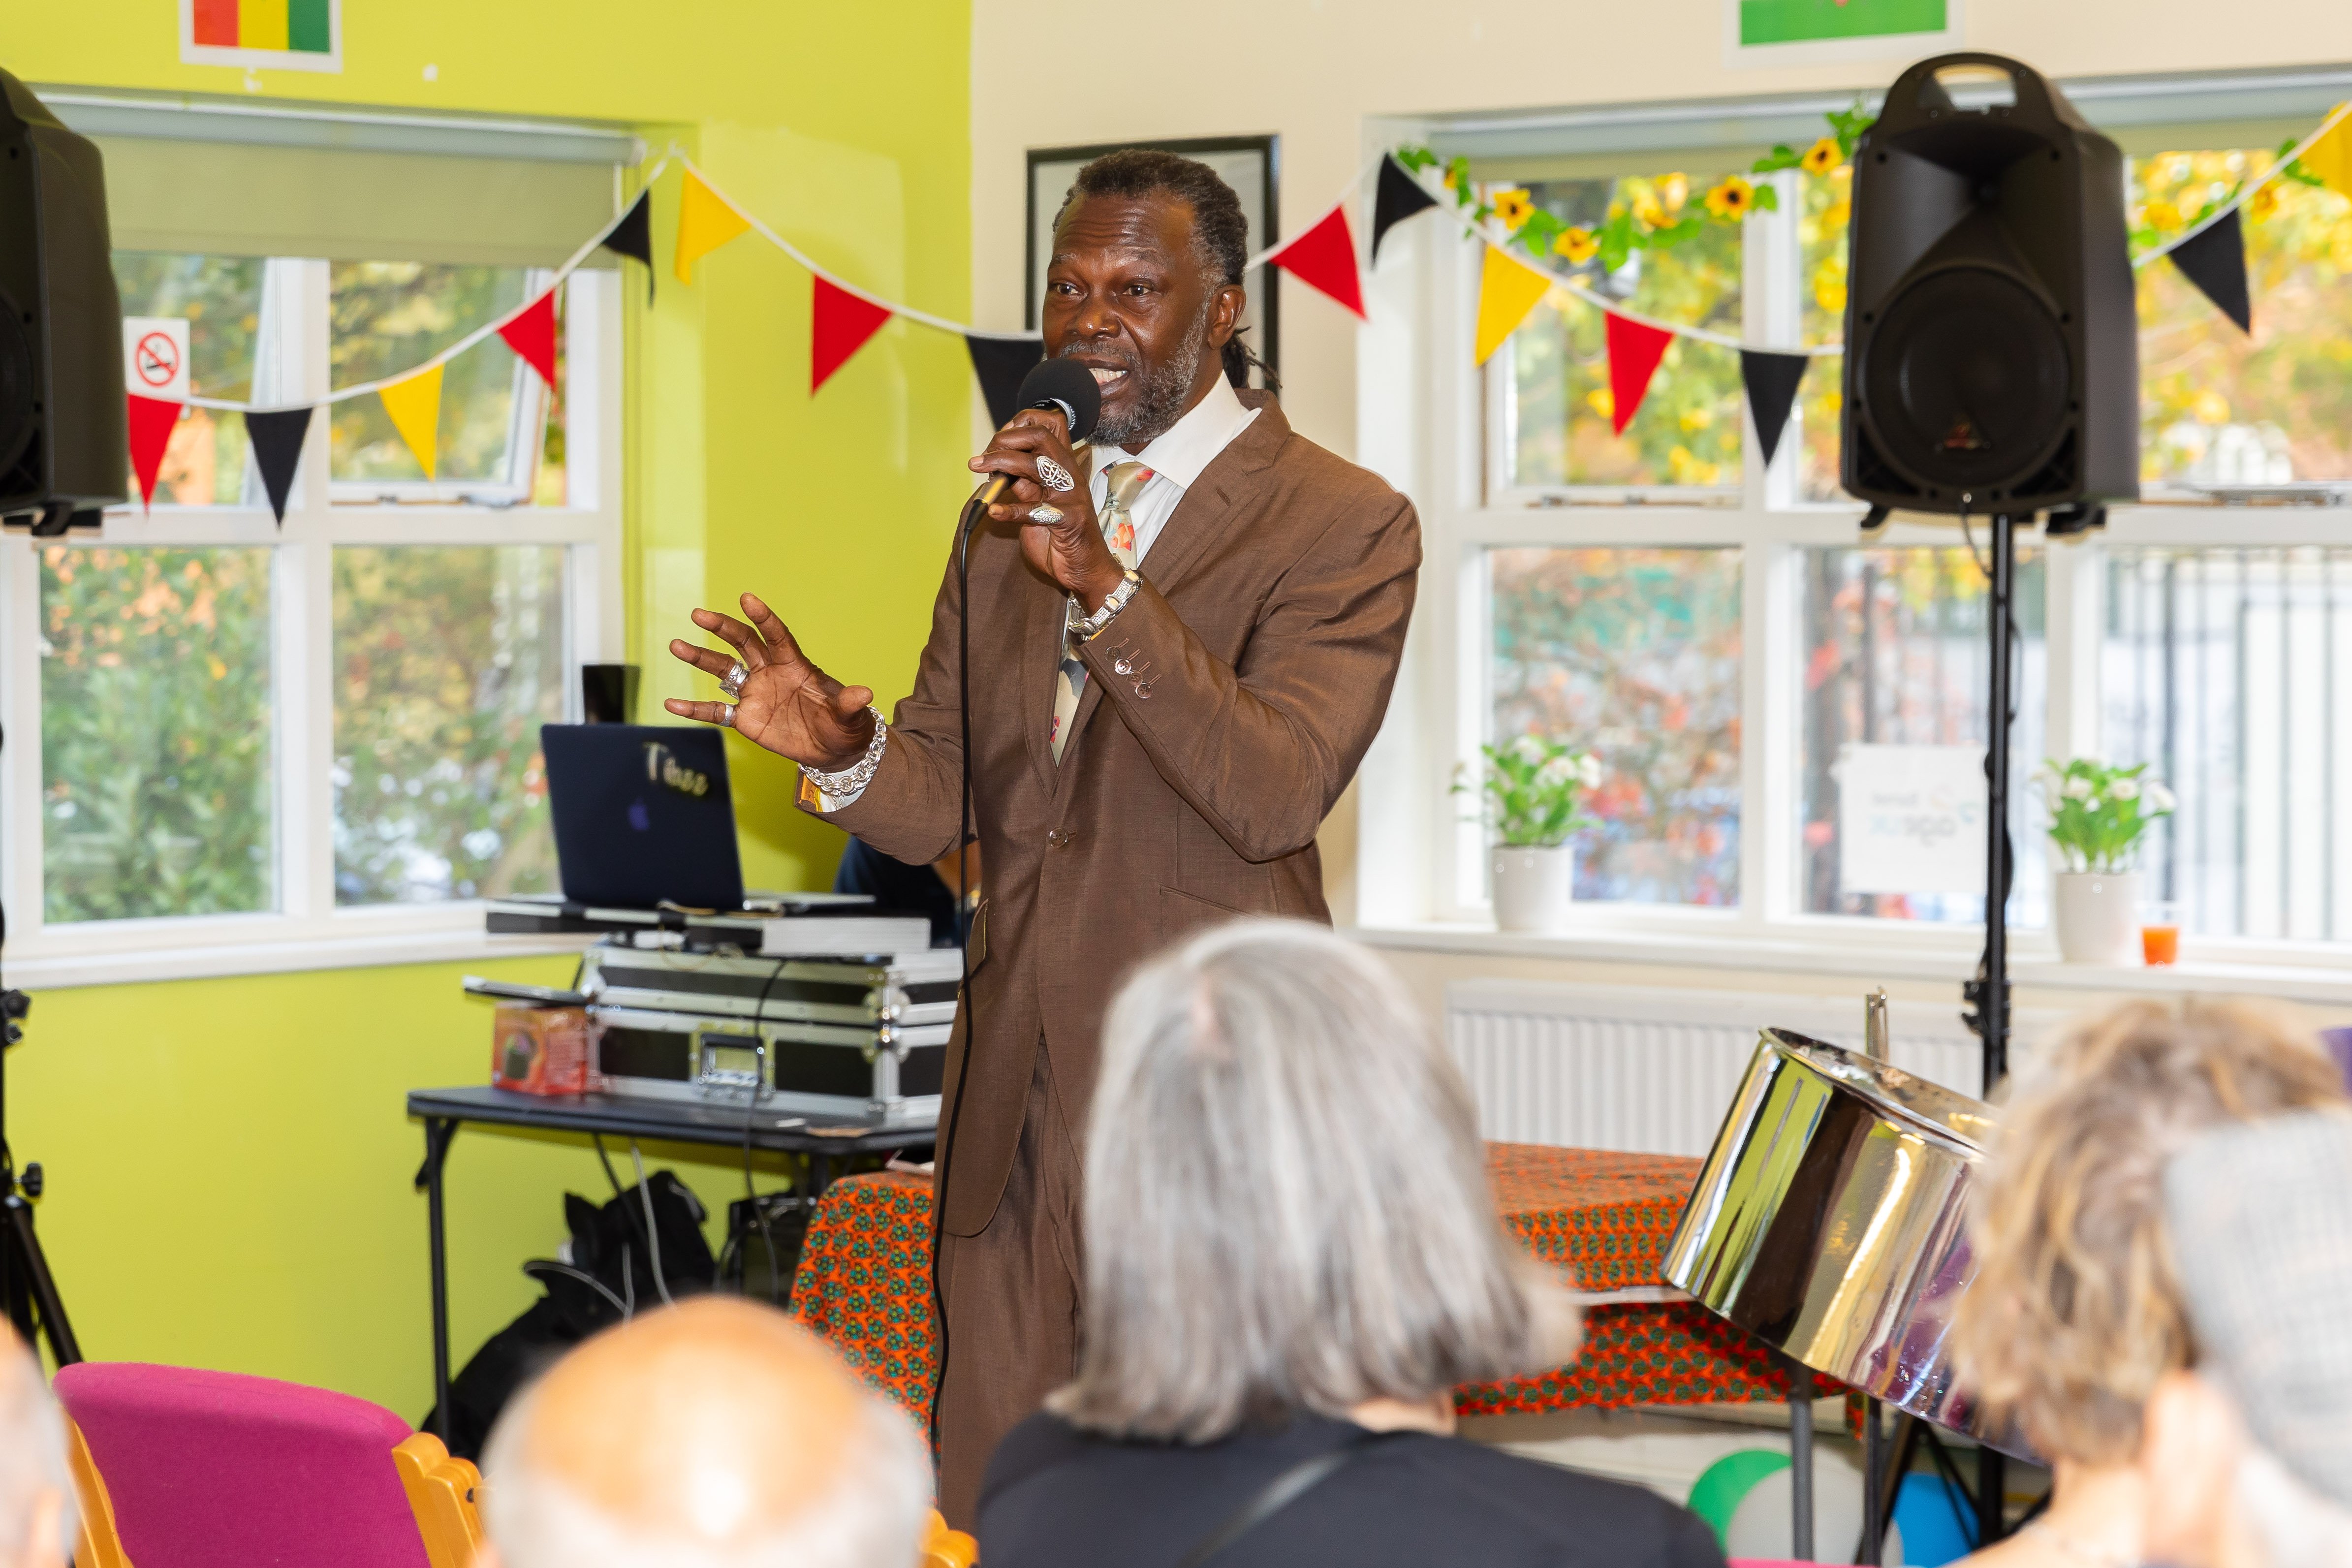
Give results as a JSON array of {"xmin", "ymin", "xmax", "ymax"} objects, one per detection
[
  {"xmin": 1083, "ymin": 370, "xmax": 1260, "ymax": 564},
  {"xmin": 807, "ymin": 375, "xmax": 1260, "ymax": 811}
]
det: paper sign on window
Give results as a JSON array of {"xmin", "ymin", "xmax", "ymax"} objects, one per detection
[
  {"xmin": 123, "ymin": 317, "xmax": 190, "ymax": 404},
  {"xmin": 1836, "ymin": 744, "xmax": 1985, "ymax": 896}
]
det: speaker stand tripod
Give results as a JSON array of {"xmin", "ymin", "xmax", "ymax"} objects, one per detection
[
  {"xmin": 0, "ymin": 983, "xmax": 75, "ymax": 1368},
  {"xmin": 1857, "ymin": 511, "xmax": 2028, "ymax": 1566}
]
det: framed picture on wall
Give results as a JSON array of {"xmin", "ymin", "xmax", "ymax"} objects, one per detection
[{"xmin": 1025, "ymin": 136, "xmax": 1280, "ymax": 388}]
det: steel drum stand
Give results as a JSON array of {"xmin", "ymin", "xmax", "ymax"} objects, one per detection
[{"xmin": 1856, "ymin": 512, "xmax": 2028, "ymax": 1565}]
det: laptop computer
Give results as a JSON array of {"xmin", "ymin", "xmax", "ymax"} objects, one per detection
[{"xmin": 541, "ymin": 723, "xmax": 747, "ymax": 911}]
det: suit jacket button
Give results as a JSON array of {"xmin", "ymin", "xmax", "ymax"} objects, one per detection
[
  {"xmin": 1113, "ymin": 656, "xmax": 1133, "ymax": 676},
  {"xmin": 1047, "ymin": 830, "xmax": 1070, "ymax": 848}
]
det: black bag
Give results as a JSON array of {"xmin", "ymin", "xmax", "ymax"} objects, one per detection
[{"xmin": 421, "ymin": 1169, "xmax": 715, "ymax": 1458}]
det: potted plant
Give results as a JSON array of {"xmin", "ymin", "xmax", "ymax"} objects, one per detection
[
  {"xmin": 2032, "ymin": 758, "xmax": 2176, "ymax": 964},
  {"xmin": 1458, "ymin": 735, "xmax": 1601, "ymax": 933}
]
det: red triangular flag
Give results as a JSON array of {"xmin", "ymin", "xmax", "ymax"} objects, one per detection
[
  {"xmin": 126, "ymin": 394, "xmax": 183, "ymax": 512},
  {"xmin": 1266, "ymin": 203, "xmax": 1366, "ymax": 320},
  {"xmin": 498, "ymin": 289, "xmax": 559, "ymax": 387},
  {"xmin": 811, "ymin": 275, "xmax": 894, "ymax": 392},
  {"xmin": 1604, "ymin": 312, "xmax": 1675, "ymax": 436}
]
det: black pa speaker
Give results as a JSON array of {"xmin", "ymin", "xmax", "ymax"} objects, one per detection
[
  {"xmin": 1841, "ymin": 55, "xmax": 2138, "ymax": 516},
  {"xmin": 0, "ymin": 70, "xmax": 123, "ymax": 535}
]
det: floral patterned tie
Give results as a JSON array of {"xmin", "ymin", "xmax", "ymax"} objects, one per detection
[{"xmin": 1050, "ymin": 460, "xmax": 1152, "ymax": 763}]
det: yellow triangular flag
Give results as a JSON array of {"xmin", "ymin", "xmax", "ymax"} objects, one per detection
[
  {"xmin": 378, "ymin": 364, "xmax": 443, "ymax": 480},
  {"xmin": 2300, "ymin": 103, "xmax": 2352, "ymax": 204},
  {"xmin": 675, "ymin": 171, "xmax": 752, "ymax": 284},
  {"xmin": 1475, "ymin": 244, "xmax": 1555, "ymax": 364}
]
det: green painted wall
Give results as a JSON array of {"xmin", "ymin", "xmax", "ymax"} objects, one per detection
[{"xmin": 1, "ymin": 0, "xmax": 972, "ymax": 1416}]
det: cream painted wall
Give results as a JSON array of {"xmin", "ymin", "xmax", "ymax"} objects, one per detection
[
  {"xmin": 970, "ymin": 0, "xmax": 2352, "ymax": 972},
  {"xmin": 970, "ymin": 0, "xmax": 2352, "ymax": 465}
]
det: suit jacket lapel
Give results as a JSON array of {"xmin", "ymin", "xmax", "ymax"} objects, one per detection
[
  {"xmin": 1051, "ymin": 398, "xmax": 1289, "ymax": 771},
  {"xmin": 1019, "ymin": 555, "xmax": 1061, "ymax": 793},
  {"xmin": 1129, "ymin": 395, "xmax": 1286, "ymax": 599}
]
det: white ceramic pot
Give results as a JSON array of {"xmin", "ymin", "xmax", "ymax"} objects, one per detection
[
  {"xmin": 1492, "ymin": 844, "xmax": 1575, "ymax": 934},
  {"xmin": 2053, "ymin": 870, "xmax": 2143, "ymax": 965}
]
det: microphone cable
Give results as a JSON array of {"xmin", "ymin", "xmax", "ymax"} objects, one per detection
[{"xmin": 927, "ymin": 489, "xmax": 989, "ymax": 1447}]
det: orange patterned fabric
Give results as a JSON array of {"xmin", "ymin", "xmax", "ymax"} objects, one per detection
[
  {"xmin": 788, "ymin": 1170, "xmax": 939, "ymax": 1417},
  {"xmin": 1487, "ymin": 1142, "xmax": 1706, "ymax": 1291},
  {"xmin": 791, "ymin": 1146, "xmax": 1837, "ymax": 1423}
]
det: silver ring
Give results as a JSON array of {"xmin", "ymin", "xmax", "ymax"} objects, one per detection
[
  {"xmin": 1027, "ymin": 504, "xmax": 1064, "ymax": 525},
  {"xmin": 1035, "ymin": 456, "xmax": 1076, "ymax": 493},
  {"xmin": 719, "ymin": 703, "xmax": 737, "ymax": 729},
  {"xmin": 721, "ymin": 661, "xmax": 748, "ymax": 699}
]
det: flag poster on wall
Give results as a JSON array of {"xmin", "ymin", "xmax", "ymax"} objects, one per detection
[
  {"xmin": 1727, "ymin": 0, "xmax": 1960, "ymax": 65},
  {"xmin": 181, "ymin": 0, "xmax": 342, "ymax": 73}
]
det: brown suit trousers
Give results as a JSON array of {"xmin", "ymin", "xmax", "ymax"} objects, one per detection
[{"xmin": 806, "ymin": 391, "xmax": 1421, "ymax": 1524}]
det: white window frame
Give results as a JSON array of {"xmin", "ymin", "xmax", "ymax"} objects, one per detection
[
  {"xmin": 324, "ymin": 266, "xmax": 558, "ymax": 509},
  {"xmin": 1352, "ymin": 68, "xmax": 2352, "ymax": 989},
  {"xmin": 0, "ymin": 262, "xmax": 624, "ymax": 988}
]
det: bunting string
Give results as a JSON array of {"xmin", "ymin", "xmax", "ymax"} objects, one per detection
[
  {"xmin": 2131, "ymin": 99, "xmax": 2352, "ymax": 270},
  {"xmin": 184, "ymin": 157, "xmax": 673, "ymax": 414},
  {"xmin": 125, "ymin": 101, "xmax": 2352, "ymax": 519}
]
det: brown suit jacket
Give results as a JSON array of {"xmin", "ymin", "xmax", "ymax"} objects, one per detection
[{"xmin": 807, "ymin": 391, "xmax": 1420, "ymax": 1236}]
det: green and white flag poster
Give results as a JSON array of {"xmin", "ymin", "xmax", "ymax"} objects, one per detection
[{"xmin": 1729, "ymin": 0, "xmax": 1960, "ymax": 63}]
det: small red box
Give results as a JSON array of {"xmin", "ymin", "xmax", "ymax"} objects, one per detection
[{"xmin": 492, "ymin": 1003, "xmax": 594, "ymax": 1095}]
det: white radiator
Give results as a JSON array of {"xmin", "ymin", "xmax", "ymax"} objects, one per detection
[{"xmin": 1445, "ymin": 980, "xmax": 2064, "ymax": 1157}]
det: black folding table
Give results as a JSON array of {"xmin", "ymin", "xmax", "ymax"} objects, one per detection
[{"xmin": 406, "ymin": 1085, "xmax": 937, "ymax": 1441}]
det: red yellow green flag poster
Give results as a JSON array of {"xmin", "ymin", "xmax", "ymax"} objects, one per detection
[
  {"xmin": 182, "ymin": 0, "xmax": 342, "ymax": 73},
  {"xmin": 1730, "ymin": 0, "xmax": 1958, "ymax": 64}
]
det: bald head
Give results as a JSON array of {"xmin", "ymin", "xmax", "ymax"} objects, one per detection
[{"xmin": 482, "ymin": 1298, "xmax": 929, "ymax": 1568}]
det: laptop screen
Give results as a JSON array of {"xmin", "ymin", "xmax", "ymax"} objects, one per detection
[{"xmin": 541, "ymin": 724, "xmax": 747, "ymax": 910}]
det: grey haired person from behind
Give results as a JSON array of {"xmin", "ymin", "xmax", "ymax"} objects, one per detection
[{"xmin": 2144, "ymin": 1109, "xmax": 2352, "ymax": 1568}]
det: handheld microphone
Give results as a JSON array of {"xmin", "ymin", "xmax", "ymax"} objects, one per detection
[{"xmin": 972, "ymin": 357, "xmax": 1104, "ymax": 508}]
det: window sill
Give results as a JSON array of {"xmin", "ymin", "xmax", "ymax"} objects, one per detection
[
  {"xmin": 7, "ymin": 921, "xmax": 594, "ymax": 992},
  {"xmin": 1348, "ymin": 920, "xmax": 2352, "ymax": 1008}
]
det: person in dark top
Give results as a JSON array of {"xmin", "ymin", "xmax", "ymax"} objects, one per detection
[
  {"xmin": 829, "ymin": 835, "xmax": 971, "ymax": 947},
  {"xmin": 974, "ymin": 918, "xmax": 1729, "ymax": 1568}
]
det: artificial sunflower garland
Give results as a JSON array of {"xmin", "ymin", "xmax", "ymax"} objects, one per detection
[
  {"xmin": 1702, "ymin": 177, "xmax": 1756, "ymax": 220},
  {"xmin": 1396, "ymin": 100, "xmax": 1870, "ymax": 273}
]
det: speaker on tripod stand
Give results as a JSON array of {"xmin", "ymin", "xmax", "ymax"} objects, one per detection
[
  {"xmin": 1838, "ymin": 53, "xmax": 2139, "ymax": 1562},
  {"xmin": 0, "ymin": 67, "xmax": 117, "ymax": 1367}
]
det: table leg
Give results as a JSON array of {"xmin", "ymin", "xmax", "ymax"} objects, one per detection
[
  {"xmin": 810, "ymin": 1151, "xmax": 834, "ymax": 1197},
  {"xmin": 1786, "ymin": 1357, "xmax": 1815, "ymax": 1561},
  {"xmin": 1861, "ymin": 1397, "xmax": 1886, "ymax": 1567},
  {"xmin": 1976, "ymin": 1446, "xmax": 2006, "ymax": 1548},
  {"xmin": 414, "ymin": 1118, "xmax": 458, "ymax": 1444}
]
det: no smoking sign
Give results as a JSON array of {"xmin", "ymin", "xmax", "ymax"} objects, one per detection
[{"xmin": 122, "ymin": 316, "xmax": 190, "ymax": 403}]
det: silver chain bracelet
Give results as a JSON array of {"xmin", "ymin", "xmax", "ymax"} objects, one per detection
[{"xmin": 805, "ymin": 706, "xmax": 889, "ymax": 799}]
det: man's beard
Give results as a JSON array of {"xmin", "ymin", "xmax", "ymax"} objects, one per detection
[{"xmin": 1067, "ymin": 302, "xmax": 1213, "ymax": 450}]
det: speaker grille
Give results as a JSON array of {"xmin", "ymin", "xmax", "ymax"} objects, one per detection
[{"xmin": 1859, "ymin": 265, "xmax": 2072, "ymax": 498}]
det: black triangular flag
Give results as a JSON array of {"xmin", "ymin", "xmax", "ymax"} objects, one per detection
[
  {"xmin": 1371, "ymin": 154, "xmax": 1442, "ymax": 262},
  {"xmin": 244, "ymin": 406, "xmax": 312, "ymax": 524},
  {"xmin": 2169, "ymin": 206, "xmax": 2251, "ymax": 334},
  {"xmin": 966, "ymin": 333, "xmax": 1044, "ymax": 428},
  {"xmin": 601, "ymin": 191, "xmax": 655, "ymax": 304},
  {"xmin": 1739, "ymin": 349, "xmax": 1810, "ymax": 470}
]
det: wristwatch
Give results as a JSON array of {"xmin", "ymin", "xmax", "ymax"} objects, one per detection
[{"xmin": 1069, "ymin": 569, "xmax": 1141, "ymax": 641}]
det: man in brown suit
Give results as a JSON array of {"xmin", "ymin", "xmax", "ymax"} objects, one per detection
[{"xmin": 663, "ymin": 150, "xmax": 1419, "ymax": 1523}]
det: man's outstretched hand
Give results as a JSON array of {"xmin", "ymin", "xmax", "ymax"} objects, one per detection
[{"xmin": 665, "ymin": 594, "xmax": 875, "ymax": 772}]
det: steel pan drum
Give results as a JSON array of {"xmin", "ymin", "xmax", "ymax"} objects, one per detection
[{"xmin": 1662, "ymin": 1028, "xmax": 2011, "ymax": 1444}]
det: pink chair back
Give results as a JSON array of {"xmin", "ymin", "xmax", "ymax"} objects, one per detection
[{"xmin": 55, "ymin": 1362, "xmax": 431, "ymax": 1568}]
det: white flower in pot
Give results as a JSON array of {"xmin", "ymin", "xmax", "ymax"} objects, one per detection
[
  {"xmin": 2032, "ymin": 757, "xmax": 2175, "ymax": 964},
  {"xmin": 1455, "ymin": 736, "xmax": 1601, "ymax": 934}
]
